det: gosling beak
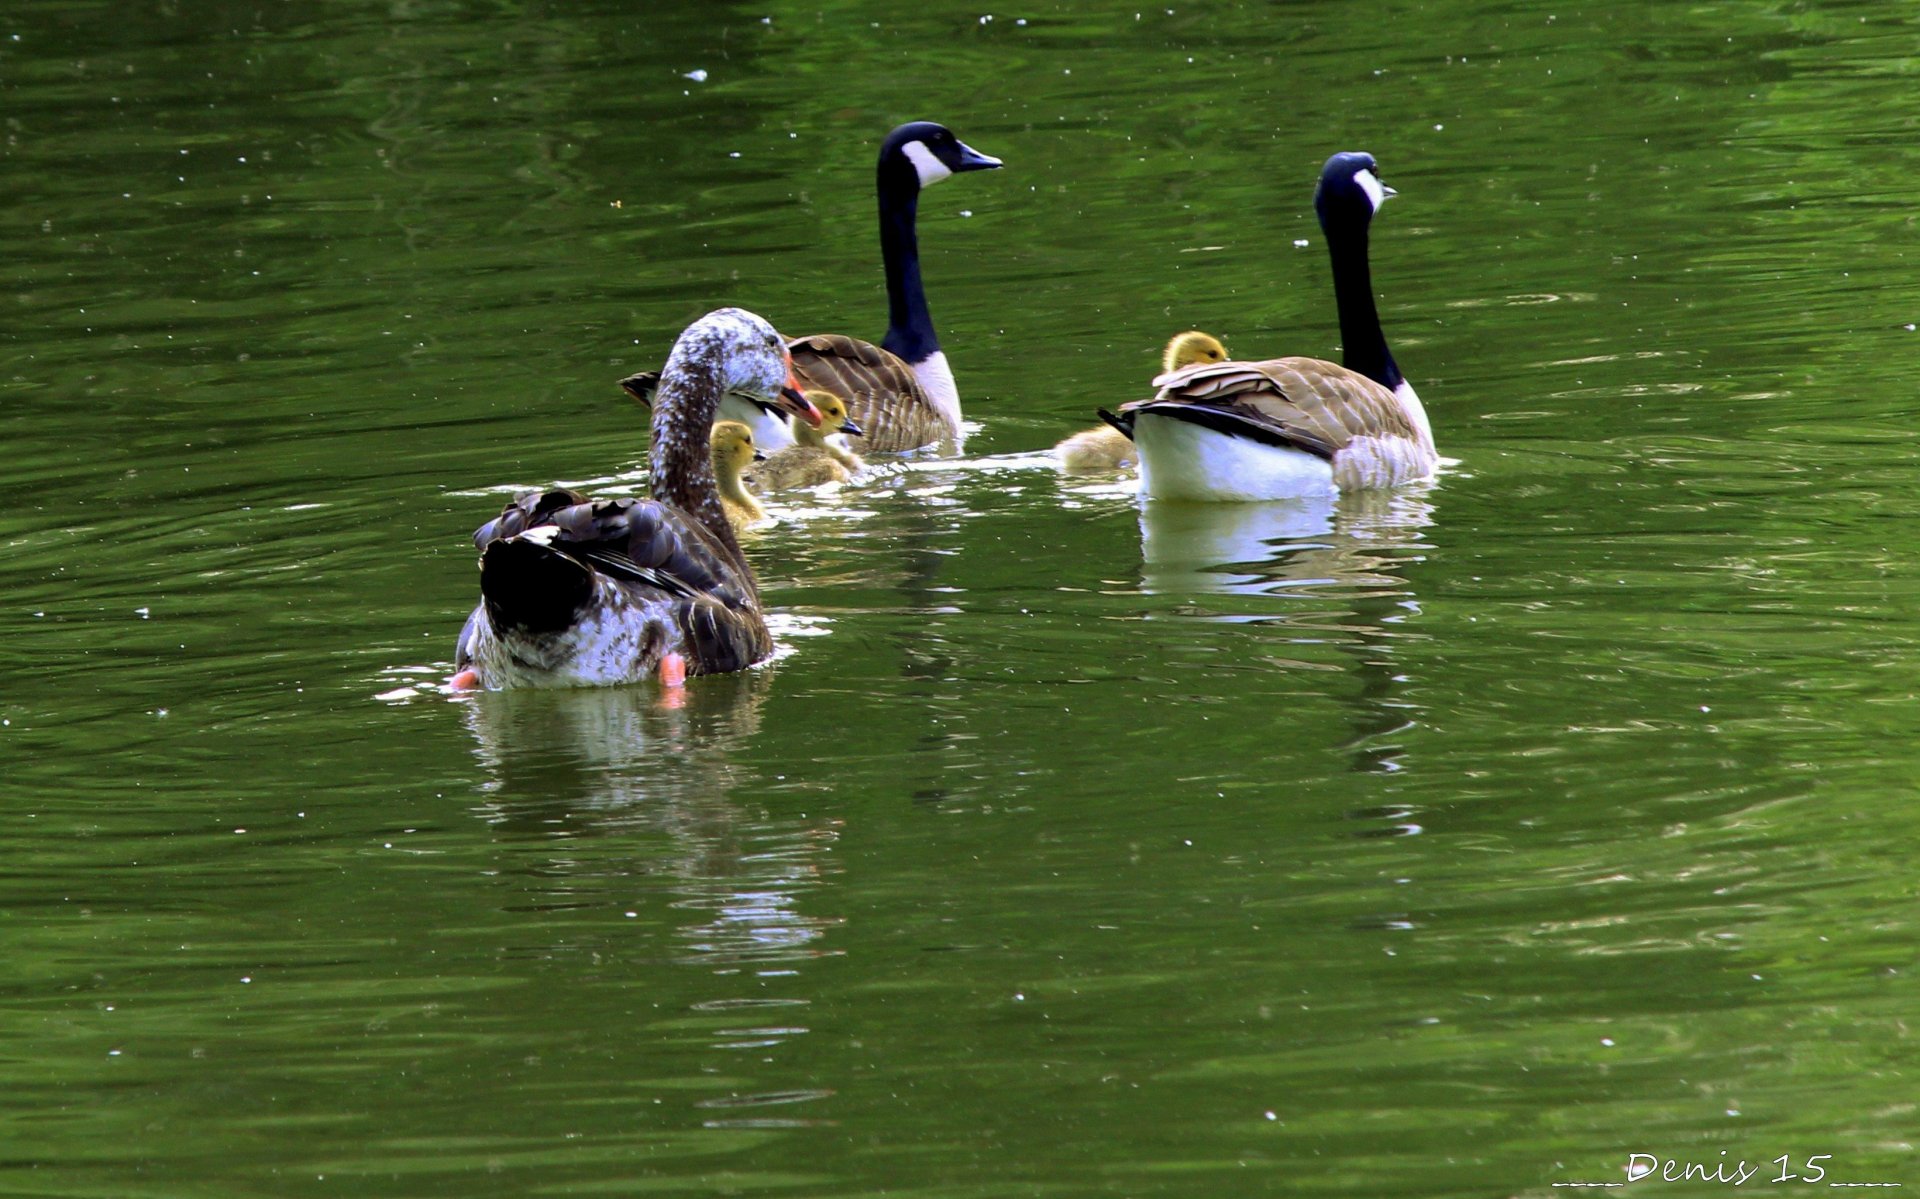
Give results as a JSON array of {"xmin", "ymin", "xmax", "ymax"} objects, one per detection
[
  {"xmin": 954, "ymin": 138, "xmax": 1003, "ymax": 173},
  {"xmin": 753, "ymin": 448, "xmax": 767, "ymax": 462},
  {"xmin": 838, "ymin": 416, "xmax": 864, "ymax": 438}
]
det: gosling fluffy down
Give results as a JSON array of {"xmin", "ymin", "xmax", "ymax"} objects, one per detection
[
  {"xmin": 750, "ymin": 390, "xmax": 866, "ymax": 491},
  {"xmin": 710, "ymin": 420, "xmax": 769, "ymax": 534},
  {"xmin": 1054, "ymin": 332, "xmax": 1230, "ymax": 473}
]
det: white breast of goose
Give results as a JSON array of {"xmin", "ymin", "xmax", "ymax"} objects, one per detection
[
  {"xmin": 1393, "ymin": 379, "xmax": 1436, "ymax": 455},
  {"xmin": 909, "ymin": 350, "xmax": 964, "ymax": 436},
  {"xmin": 718, "ymin": 394, "xmax": 796, "ymax": 452}
]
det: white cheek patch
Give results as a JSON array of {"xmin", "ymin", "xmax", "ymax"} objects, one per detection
[
  {"xmin": 1355, "ymin": 168, "xmax": 1388, "ymax": 212},
  {"xmin": 901, "ymin": 140, "xmax": 953, "ymax": 188}
]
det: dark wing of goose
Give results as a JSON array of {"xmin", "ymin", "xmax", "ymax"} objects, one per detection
[
  {"xmin": 478, "ymin": 489, "xmax": 754, "ymax": 601},
  {"xmin": 474, "ymin": 488, "xmax": 593, "ymax": 551},
  {"xmin": 544, "ymin": 498, "xmax": 772, "ymax": 674},
  {"xmin": 550, "ymin": 498, "xmax": 755, "ymax": 603},
  {"xmin": 1120, "ymin": 356, "xmax": 1413, "ymax": 458},
  {"xmin": 787, "ymin": 333, "xmax": 942, "ymax": 452},
  {"xmin": 470, "ymin": 491, "xmax": 771, "ymax": 674}
]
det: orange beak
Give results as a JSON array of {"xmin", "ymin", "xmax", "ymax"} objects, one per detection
[{"xmin": 777, "ymin": 357, "xmax": 823, "ymax": 427}]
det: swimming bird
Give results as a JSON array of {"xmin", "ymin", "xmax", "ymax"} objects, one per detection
[
  {"xmin": 751, "ymin": 390, "xmax": 865, "ymax": 490},
  {"xmin": 620, "ymin": 123, "xmax": 1001, "ymax": 453},
  {"xmin": 452, "ymin": 308, "xmax": 823, "ymax": 690},
  {"xmin": 710, "ymin": 420, "xmax": 768, "ymax": 534},
  {"xmin": 1054, "ymin": 331, "xmax": 1229, "ymax": 472},
  {"xmin": 789, "ymin": 122, "xmax": 1000, "ymax": 453},
  {"xmin": 1102, "ymin": 152, "xmax": 1437, "ymax": 501}
]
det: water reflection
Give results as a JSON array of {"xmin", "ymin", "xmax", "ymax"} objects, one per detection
[
  {"xmin": 458, "ymin": 674, "xmax": 841, "ymax": 971},
  {"xmin": 1138, "ymin": 484, "xmax": 1437, "ymax": 600},
  {"xmin": 1140, "ymin": 486, "xmax": 1439, "ymax": 781}
]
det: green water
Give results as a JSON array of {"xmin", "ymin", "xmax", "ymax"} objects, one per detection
[{"xmin": 4, "ymin": 0, "xmax": 1917, "ymax": 1194}]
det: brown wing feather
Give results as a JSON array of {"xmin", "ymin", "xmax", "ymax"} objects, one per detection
[
  {"xmin": 787, "ymin": 333, "xmax": 952, "ymax": 452},
  {"xmin": 1121, "ymin": 356, "xmax": 1417, "ymax": 458}
]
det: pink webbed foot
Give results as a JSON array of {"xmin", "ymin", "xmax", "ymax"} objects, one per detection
[
  {"xmin": 656, "ymin": 652, "xmax": 688, "ymax": 709},
  {"xmin": 448, "ymin": 668, "xmax": 482, "ymax": 692}
]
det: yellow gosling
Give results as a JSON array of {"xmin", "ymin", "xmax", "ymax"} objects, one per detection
[
  {"xmin": 1055, "ymin": 332, "xmax": 1229, "ymax": 473},
  {"xmin": 710, "ymin": 420, "xmax": 768, "ymax": 534},
  {"xmin": 752, "ymin": 390, "xmax": 866, "ymax": 491}
]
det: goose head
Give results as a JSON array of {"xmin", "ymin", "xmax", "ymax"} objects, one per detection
[
  {"xmin": 804, "ymin": 390, "xmax": 864, "ymax": 439},
  {"xmin": 633, "ymin": 308, "xmax": 823, "ymax": 429},
  {"xmin": 1162, "ymin": 330, "xmax": 1229, "ymax": 373},
  {"xmin": 880, "ymin": 121, "xmax": 1003, "ymax": 192},
  {"xmin": 1314, "ymin": 151, "xmax": 1393, "ymax": 236}
]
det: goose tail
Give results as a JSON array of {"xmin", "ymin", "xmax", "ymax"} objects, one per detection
[
  {"xmin": 618, "ymin": 370, "xmax": 661, "ymax": 406},
  {"xmin": 480, "ymin": 537, "xmax": 595, "ymax": 635}
]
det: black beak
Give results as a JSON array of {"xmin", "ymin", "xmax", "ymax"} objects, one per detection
[
  {"xmin": 951, "ymin": 138, "xmax": 1003, "ymax": 173},
  {"xmin": 778, "ymin": 384, "xmax": 824, "ymax": 428},
  {"xmin": 839, "ymin": 417, "xmax": 865, "ymax": 438}
]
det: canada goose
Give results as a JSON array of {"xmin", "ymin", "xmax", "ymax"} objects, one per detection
[
  {"xmin": 619, "ymin": 123, "xmax": 1002, "ymax": 453},
  {"xmin": 788, "ymin": 121, "xmax": 1002, "ymax": 453},
  {"xmin": 1054, "ymin": 331, "xmax": 1229, "ymax": 472},
  {"xmin": 751, "ymin": 390, "xmax": 866, "ymax": 490},
  {"xmin": 710, "ymin": 420, "xmax": 768, "ymax": 534},
  {"xmin": 451, "ymin": 308, "xmax": 823, "ymax": 690},
  {"xmin": 1102, "ymin": 152, "xmax": 1437, "ymax": 501}
]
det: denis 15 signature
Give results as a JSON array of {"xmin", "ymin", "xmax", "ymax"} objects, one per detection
[{"xmin": 1554, "ymin": 1152, "xmax": 1900, "ymax": 1188}]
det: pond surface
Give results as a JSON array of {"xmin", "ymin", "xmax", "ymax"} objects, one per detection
[{"xmin": 4, "ymin": 0, "xmax": 1917, "ymax": 1194}]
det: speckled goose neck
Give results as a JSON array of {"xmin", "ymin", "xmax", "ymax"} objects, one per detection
[{"xmin": 648, "ymin": 308, "xmax": 789, "ymax": 553}]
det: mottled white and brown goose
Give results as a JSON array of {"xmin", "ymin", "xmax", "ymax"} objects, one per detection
[
  {"xmin": 1101, "ymin": 152, "xmax": 1437, "ymax": 501},
  {"xmin": 452, "ymin": 308, "xmax": 822, "ymax": 690},
  {"xmin": 619, "ymin": 122, "xmax": 1002, "ymax": 454}
]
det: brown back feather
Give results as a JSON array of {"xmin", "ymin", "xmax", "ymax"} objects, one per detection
[
  {"xmin": 1121, "ymin": 356, "xmax": 1418, "ymax": 457},
  {"xmin": 787, "ymin": 333, "xmax": 952, "ymax": 452}
]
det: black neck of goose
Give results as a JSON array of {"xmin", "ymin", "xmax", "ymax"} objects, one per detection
[
  {"xmin": 877, "ymin": 161, "xmax": 939, "ymax": 365},
  {"xmin": 1326, "ymin": 219, "xmax": 1404, "ymax": 393},
  {"xmin": 650, "ymin": 361, "xmax": 744, "ymax": 562}
]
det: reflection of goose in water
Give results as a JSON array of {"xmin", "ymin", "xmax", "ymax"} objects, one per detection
[
  {"xmin": 1139, "ymin": 484, "xmax": 1435, "ymax": 599},
  {"xmin": 458, "ymin": 672, "xmax": 842, "ymax": 970},
  {"xmin": 461, "ymin": 667, "xmax": 770, "ymax": 810},
  {"xmin": 1140, "ymin": 485, "xmax": 1438, "ymax": 778}
]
